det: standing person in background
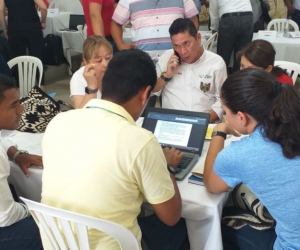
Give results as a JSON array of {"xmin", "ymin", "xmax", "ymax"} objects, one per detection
[
  {"xmin": 0, "ymin": 0, "xmax": 47, "ymax": 89},
  {"xmin": 284, "ymin": 0, "xmax": 300, "ymax": 28},
  {"xmin": 268, "ymin": 0, "xmax": 288, "ymax": 19},
  {"xmin": 250, "ymin": 0, "xmax": 269, "ymax": 32},
  {"xmin": 210, "ymin": 0, "xmax": 253, "ymax": 72},
  {"xmin": 81, "ymin": 0, "xmax": 118, "ymax": 53},
  {"xmin": 111, "ymin": 0, "xmax": 199, "ymax": 64}
]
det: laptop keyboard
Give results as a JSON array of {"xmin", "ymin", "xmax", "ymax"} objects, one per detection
[{"xmin": 177, "ymin": 156, "xmax": 194, "ymax": 170}]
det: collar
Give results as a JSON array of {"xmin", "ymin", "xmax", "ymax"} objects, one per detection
[{"xmin": 84, "ymin": 99, "xmax": 136, "ymax": 125}]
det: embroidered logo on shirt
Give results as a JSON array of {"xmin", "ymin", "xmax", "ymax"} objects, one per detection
[{"xmin": 200, "ymin": 82, "xmax": 211, "ymax": 92}]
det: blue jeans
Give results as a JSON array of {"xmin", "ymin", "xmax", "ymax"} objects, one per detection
[
  {"xmin": 222, "ymin": 206, "xmax": 276, "ymax": 250},
  {"xmin": 217, "ymin": 13, "xmax": 253, "ymax": 72},
  {"xmin": 292, "ymin": 9, "xmax": 300, "ymax": 30},
  {"xmin": 0, "ymin": 217, "xmax": 43, "ymax": 250}
]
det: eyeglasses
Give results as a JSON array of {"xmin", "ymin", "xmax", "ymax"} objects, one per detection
[{"xmin": 173, "ymin": 41, "xmax": 193, "ymax": 51}]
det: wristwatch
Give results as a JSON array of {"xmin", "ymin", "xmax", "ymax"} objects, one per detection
[
  {"xmin": 160, "ymin": 71, "xmax": 172, "ymax": 82},
  {"xmin": 85, "ymin": 87, "xmax": 98, "ymax": 94},
  {"xmin": 167, "ymin": 164, "xmax": 177, "ymax": 175},
  {"xmin": 13, "ymin": 150, "xmax": 29, "ymax": 163},
  {"xmin": 211, "ymin": 131, "xmax": 227, "ymax": 140}
]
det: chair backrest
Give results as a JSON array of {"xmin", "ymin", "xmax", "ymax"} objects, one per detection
[
  {"xmin": 203, "ymin": 32, "xmax": 218, "ymax": 51},
  {"xmin": 274, "ymin": 61, "xmax": 300, "ymax": 85},
  {"xmin": 7, "ymin": 56, "xmax": 43, "ymax": 97},
  {"xmin": 49, "ymin": 0, "xmax": 58, "ymax": 9},
  {"xmin": 77, "ymin": 25, "xmax": 87, "ymax": 43},
  {"xmin": 20, "ymin": 197, "xmax": 139, "ymax": 250},
  {"xmin": 267, "ymin": 19, "xmax": 299, "ymax": 32}
]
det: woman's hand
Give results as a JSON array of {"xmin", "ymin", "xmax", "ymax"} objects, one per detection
[{"xmin": 83, "ymin": 64, "xmax": 98, "ymax": 90}]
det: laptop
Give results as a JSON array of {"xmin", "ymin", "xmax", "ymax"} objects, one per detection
[
  {"xmin": 142, "ymin": 108, "xmax": 210, "ymax": 180},
  {"xmin": 60, "ymin": 14, "xmax": 85, "ymax": 31}
]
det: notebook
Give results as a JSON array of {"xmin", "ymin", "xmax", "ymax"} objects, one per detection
[
  {"xmin": 60, "ymin": 14, "xmax": 85, "ymax": 31},
  {"xmin": 142, "ymin": 108, "xmax": 210, "ymax": 180}
]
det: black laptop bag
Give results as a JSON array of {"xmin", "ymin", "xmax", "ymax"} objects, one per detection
[{"xmin": 42, "ymin": 34, "xmax": 65, "ymax": 65}]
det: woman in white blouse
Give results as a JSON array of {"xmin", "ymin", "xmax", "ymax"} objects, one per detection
[{"xmin": 70, "ymin": 35, "xmax": 113, "ymax": 108}]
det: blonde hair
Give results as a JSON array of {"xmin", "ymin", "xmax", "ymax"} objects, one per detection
[{"xmin": 82, "ymin": 35, "xmax": 113, "ymax": 62}]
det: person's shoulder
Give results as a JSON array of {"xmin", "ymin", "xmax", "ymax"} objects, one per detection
[
  {"xmin": 203, "ymin": 50, "xmax": 226, "ymax": 68},
  {"xmin": 159, "ymin": 49, "xmax": 174, "ymax": 62}
]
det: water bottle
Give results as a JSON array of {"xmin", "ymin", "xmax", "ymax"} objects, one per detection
[{"xmin": 283, "ymin": 18, "xmax": 289, "ymax": 38}]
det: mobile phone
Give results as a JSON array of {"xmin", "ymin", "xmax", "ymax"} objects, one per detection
[{"xmin": 174, "ymin": 50, "xmax": 181, "ymax": 65}]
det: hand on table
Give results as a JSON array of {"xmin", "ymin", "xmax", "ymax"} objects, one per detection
[
  {"xmin": 163, "ymin": 147, "xmax": 185, "ymax": 168},
  {"xmin": 15, "ymin": 154, "xmax": 43, "ymax": 178}
]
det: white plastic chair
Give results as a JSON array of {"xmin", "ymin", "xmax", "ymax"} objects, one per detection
[
  {"xmin": 49, "ymin": 0, "xmax": 58, "ymax": 9},
  {"xmin": 7, "ymin": 56, "xmax": 43, "ymax": 97},
  {"xmin": 20, "ymin": 197, "xmax": 139, "ymax": 250},
  {"xmin": 267, "ymin": 19, "xmax": 299, "ymax": 32},
  {"xmin": 275, "ymin": 60, "xmax": 300, "ymax": 85},
  {"xmin": 77, "ymin": 25, "xmax": 87, "ymax": 42},
  {"xmin": 203, "ymin": 32, "xmax": 218, "ymax": 51}
]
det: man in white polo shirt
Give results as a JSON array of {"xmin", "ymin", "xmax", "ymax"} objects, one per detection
[
  {"xmin": 41, "ymin": 49, "xmax": 184, "ymax": 249},
  {"xmin": 154, "ymin": 18, "xmax": 227, "ymax": 123}
]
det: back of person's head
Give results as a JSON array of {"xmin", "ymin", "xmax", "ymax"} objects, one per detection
[
  {"xmin": 237, "ymin": 39, "xmax": 286, "ymax": 76},
  {"xmin": 82, "ymin": 35, "xmax": 112, "ymax": 61},
  {"xmin": 221, "ymin": 68, "xmax": 300, "ymax": 159},
  {"xmin": 0, "ymin": 73, "xmax": 16, "ymax": 103},
  {"xmin": 169, "ymin": 18, "xmax": 198, "ymax": 38},
  {"xmin": 101, "ymin": 49, "xmax": 156, "ymax": 104}
]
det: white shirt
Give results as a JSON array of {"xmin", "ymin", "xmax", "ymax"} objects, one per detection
[
  {"xmin": 210, "ymin": 0, "xmax": 252, "ymax": 30},
  {"xmin": 0, "ymin": 143, "xmax": 29, "ymax": 227},
  {"xmin": 155, "ymin": 49, "xmax": 227, "ymax": 119},
  {"xmin": 70, "ymin": 66, "xmax": 101, "ymax": 99}
]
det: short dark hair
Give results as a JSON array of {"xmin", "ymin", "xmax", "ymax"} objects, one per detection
[
  {"xmin": 101, "ymin": 49, "xmax": 156, "ymax": 104},
  {"xmin": 237, "ymin": 39, "xmax": 288, "ymax": 77},
  {"xmin": 169, "ymin": 18, "xmax": 197, "ymax": 38},
  {"xmin": 0, "ymin": 73, "xmax": 17, "ymax": 103},
  {"xmin": 221, "ymin": 68, "xmax": 300, "ymax": 158}
]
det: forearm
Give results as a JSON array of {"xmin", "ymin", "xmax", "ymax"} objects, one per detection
[
  {"xmin": 153, "ymin": 77, "xmax": 167, "ymax": 93},
  {"xmin": 91, "ymin": 16, "xmax": 105, "ymax": 36},
  {"xmin": 73, "ymin": 93, "xmax": 97, "ymax": 109},
  {"xmin": 40, "ymin": 8, "xmax": 47, "ymax": 22},
  {"xmin": 7, "ymin": 146, "xmax": 18, "ymax": 161},
  {"xmin": 190, "ymin": 15, "xmax": 199, "ymax": 30},
  {"xmin": 0, "ymin": 10, "xmax": 6, "ymax": 30},
  {"xmin": 111, "ymin": 21, "xmax": 124, "ymax": 49}
]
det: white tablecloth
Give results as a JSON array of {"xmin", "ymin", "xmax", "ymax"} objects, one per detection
[
  {"xmin": 6, "ymin": 130, "xmax": 240, "ymax": 250},
  {"xmin": 252, "ymin": 33, "xmax": 300, "ymax": 64},
  {"xmin": 39, "ymin": 12, "xmax": 71, "ymax": 37}
]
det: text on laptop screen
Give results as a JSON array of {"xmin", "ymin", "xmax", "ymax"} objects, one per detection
[{"xmin": 143, "ymin": 111, "xmax": 207, "ymax": 152}]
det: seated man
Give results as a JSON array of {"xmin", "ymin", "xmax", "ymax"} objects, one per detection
[
  {"xmin": 154, "ymin": 18, "xmax": 227, "ymax": 123},
  {"xmin": 0, "ymin": 73, "xmax": 43, "ymax": 250},
  {"xmin": 41, "ymin": 49, "xmax": 184, "ymax": 249}
]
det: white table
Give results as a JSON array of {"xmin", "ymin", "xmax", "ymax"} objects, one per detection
[
  {"xmin": 252, "ymin": 32, "xmax": 300, "ymax": 64},
  {"xmin": 6, "ymin": 130, "xmax": 240, "ymax": 250},
  {"xmin": 57, "ymin": 30, "xmax": 83, "ymax": 75},
  {"xmin": 39, "ymin": 12, "xmax": 71, "ymax": 37}
]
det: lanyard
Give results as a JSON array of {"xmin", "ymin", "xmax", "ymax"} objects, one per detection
[{"xmin": 86, "ymin": 106, "xmax": 128, "ymax": 121}]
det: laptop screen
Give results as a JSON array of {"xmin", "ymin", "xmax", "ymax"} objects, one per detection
[
  {"xmin": 142, "ymin": 108, "xmax": 209, "ymax": 154},
  {"xmin": 69, "ymin": 15, "xmax": 85, "ymax": 30}
]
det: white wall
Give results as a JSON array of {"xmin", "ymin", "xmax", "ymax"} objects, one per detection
[{"xmin": 48, "ymin": 0, "xmax": 83, "ymax": 14}]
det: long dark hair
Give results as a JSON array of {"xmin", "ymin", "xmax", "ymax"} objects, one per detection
[
  {"xmin": 237, "ymin": 39, "xmax": 289, "ymax": 77},
  {"xmin": 221, "ymin": 68, "xmax": 300, "ymax": 159}
]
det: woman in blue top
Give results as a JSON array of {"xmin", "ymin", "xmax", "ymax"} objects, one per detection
[{"xmin": 204, "ymin": 68, "xmax": 300, "ymax": 250}]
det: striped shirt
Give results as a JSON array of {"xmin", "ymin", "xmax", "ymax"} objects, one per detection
[{"xmin": 112, "ymin": 0, "xmax": 199, "ymax": 62}]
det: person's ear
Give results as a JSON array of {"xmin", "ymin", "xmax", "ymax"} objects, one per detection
[
  {"xmin": 265, "ymin": 65, "xmax": 273, "ymax": 73},
  {"xmin": 83, "ymin": 58, "xmax": 88, "ymax": 65},
  {"xmin": 237, "ymin": 111, "xmax": 249, "ymax": 126},
  {"xmin": 140, "ymin": 86, "xmax": 152, "ymax": 106}
]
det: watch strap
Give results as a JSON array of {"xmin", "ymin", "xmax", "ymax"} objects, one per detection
[
  {"xmin": 160, "ymin": 71, "xmax": 172, "ymax": 82},
  {"xmin": 211, "ymin": 131, "xmax": 227, "ymax": 140},
  {"xmin": 85, "ymin": 87, "xmax": 98, "ymax": 94},
  {"xmin": 13, "ymin": 150, "xmax": 29, "ymax": 163},
  {"xmin": 167, "ymin": 165, "xmax": 176, "ymax": 175}
]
